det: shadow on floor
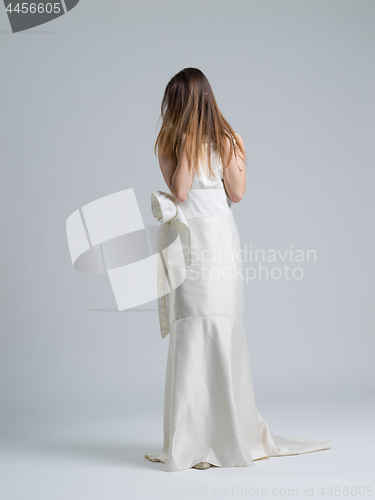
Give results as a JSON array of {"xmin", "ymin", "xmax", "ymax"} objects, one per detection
[{"xmin": 3, "ymin": 439, "xmax": 164, "ymax": 470}]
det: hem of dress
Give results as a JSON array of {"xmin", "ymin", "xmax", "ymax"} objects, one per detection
[
  {"xmin": 145, "ymin": 441, "xmax": 332, "ymax": 471},
  {"xmin": 145, "ymin": 453, "xmax": 271, "ymax": 472}
]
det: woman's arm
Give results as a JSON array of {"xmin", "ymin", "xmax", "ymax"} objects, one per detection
[
  {"xmin": 223, "ymin": 133, "xmax": 246, "ymax": 203},
  {"xmin": 158, "ymin": 136, "xmax": 193, "ymax": 203}
]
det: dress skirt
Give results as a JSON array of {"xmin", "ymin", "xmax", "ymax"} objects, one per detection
[{"xmin": 146, "ymin": 191, "xmax": 332, "ymax": 472}]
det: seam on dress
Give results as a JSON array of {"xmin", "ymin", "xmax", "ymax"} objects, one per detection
[
  {"xmin": 187, "ymin": 188, "xmax": 225, "ymax": 191},
  {"xmin": 185, "ymin": 213, "xmax": 234, "ymax": 221}
]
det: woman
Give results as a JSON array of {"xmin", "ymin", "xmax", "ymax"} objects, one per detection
[{"xmin": 146, "ymin": 68, "xmax": 332, "ymax": 472}]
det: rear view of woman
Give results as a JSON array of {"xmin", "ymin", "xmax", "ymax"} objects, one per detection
[{"xmin": 146, "ymin": 67, "xmax": 332, "ymax": 472}]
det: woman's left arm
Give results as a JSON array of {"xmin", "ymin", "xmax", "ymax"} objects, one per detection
[{"xmin": 158, "ymin": 136, "xmax": 193, "ymax": 203}]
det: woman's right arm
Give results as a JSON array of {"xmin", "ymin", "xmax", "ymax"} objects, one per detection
[{"xmin": 222, "ymin": 133, "xmax": 246, "ymax": 203}]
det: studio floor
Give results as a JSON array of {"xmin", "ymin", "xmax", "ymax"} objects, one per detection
[{"xmin": 0, "ymin": 396, "xmax": 373, "ymax": 500}]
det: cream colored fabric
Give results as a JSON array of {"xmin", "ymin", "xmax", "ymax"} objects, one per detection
[{"xmin": 148, "ymin": 135, "xmax": 332, "ymax": 472}]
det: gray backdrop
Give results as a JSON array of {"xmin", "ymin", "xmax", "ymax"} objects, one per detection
[{"xmin": 0, "ymin": 1, "xmax": 374, "ymax": 497}]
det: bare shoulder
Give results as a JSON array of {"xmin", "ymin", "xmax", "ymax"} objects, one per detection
[
  {"xmin": 223, "ymin": 132, "xmax": 245, "ymax": 161},
  {"xmin": 234, "ymin": 132, "xmax": 245, "ymax": 149},
  {"xmin": 224, "ymin": 132, "xmax": 245, "ymax": 149}
]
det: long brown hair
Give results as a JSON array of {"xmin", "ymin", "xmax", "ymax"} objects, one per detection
[{"xmin": 154, "ymin": 68, "xmax": 247, "ymax": 176}]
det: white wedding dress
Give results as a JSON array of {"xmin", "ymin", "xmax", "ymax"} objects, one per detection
[{"xmin": 146, "ymin": 134, "xmax": 332, "ymax": 472}]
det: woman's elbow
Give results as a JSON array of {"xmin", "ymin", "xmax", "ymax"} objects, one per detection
[
  {"xmin": 175, "ymin": 194, "xmax": 187, "ymax": 203},
  {"xmin": 173, "ymin": 189, "xmax": 188, "ymax": 203},
  {"xmin": 230, "ymin": 190, "xmax": 245, "ymax": 203}
]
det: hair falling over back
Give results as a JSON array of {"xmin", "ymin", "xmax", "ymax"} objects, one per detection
[{"xmin": 154, "ymin": 68, "xmax": 247, "ymax": 176}]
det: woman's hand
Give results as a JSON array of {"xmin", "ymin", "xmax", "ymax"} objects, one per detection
[{"xmin": 222, "ymin": 133, "xmax": 246, "ymax": 203}]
